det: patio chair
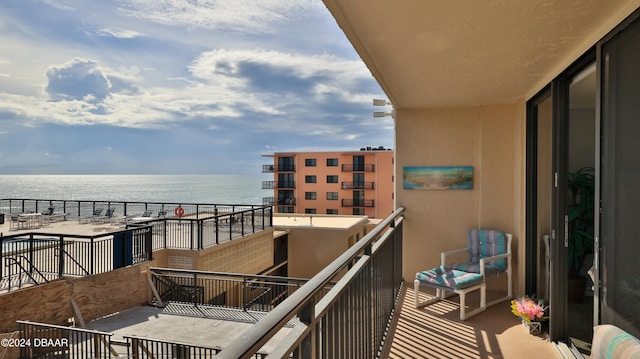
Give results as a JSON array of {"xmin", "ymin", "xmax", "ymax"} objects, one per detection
[
  {"xmin": 141, "ymin": 210, "xmax": 153, "ymax": 217},
  {"xmin": 79, "ymin": 208, "xmax": 103, "ymax": 224},
  {"xmin": 414, "ymin": 229, "xmax": 513, "ymax": 320},
  {"xmin": 10, "ymin": 214, "xmax": 27, "ymax": 230},
  {"xmin": 157, "ymin": 210, "xmax": 167, "ymax": 218},
  {"xmin": 41, "ymin": 205, "xmax": 55, "ymax": 216},
  {"xmin": 93, "ymin": 208, "xmax": 115, "ymax": 223}
]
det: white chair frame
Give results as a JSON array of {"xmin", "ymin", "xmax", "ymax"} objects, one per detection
[{"xmin": 414, "ymin": 233, "xmax": 513, "ymax": 320}]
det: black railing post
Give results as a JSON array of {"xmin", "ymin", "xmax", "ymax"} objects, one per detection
[
  {"xmin": 252, "ymin": 208, "xmax": 255, "ymax": 233},
  {"xmin": 163, "ymin": 220, "xmax": 167, "ymax": 249},
  {"xmin": 198, "ymin": 219, "xmax": 203, "ymax": 249},
  {"xmin": 190, "ymin": 221, "xmax": 195, "ymax": 250},
  {"xmin": 90, "ymin": 238, "xmax": 95, "ymax": 275},
  {"xmin": 28, "ymin": 234, "xmax": 34, "ymax": 276},
  {"xmin": 215, "ymin": 208, "xmax": 219, "ymax": 245},
  {"xmin": 193, "ymin": 272, "xmax": 198, "ymax": 307},
  {"xmin": 242, "ymin": 277, "xmax": 248, "ymax": 310},
  {"xmin": 241, "ymin": 212, "xmax": 245, "ymax": 237},
  {"xmin": 147, "ymin": 227, "xmax": 153, "ymax": 260},
  {"xmin": 58, "ymin": 235, "xmax": 64, "ymax": 278}
]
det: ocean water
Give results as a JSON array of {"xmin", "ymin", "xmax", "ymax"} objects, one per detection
[{"xmin": 0, "ymin": 175, "xmax": 268, "ymax": 205}]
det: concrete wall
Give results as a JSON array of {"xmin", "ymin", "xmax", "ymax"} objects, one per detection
[
  {"xmin": 197, "ymin": 229, "xmax": 274, "ymax": 273},
  {"xmin": 396, "ymin": 103, "xmax": 526, "ymax": 292},
  {"xmin": 0, "ymin": 260, "xmax": 160, "ymax": 334},
  {"xmin": 287, "ymin": 224, "xmax": 364, "ymax": 279}
]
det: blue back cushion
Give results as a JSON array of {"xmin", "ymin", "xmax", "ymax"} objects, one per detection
[{"xmin": 467, "ymin": 229, "xmax": 507, "ymax": 271}]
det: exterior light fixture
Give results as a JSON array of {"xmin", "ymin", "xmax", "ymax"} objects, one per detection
[
  {"xmin": 373, "ymin": 111, "xmax": 393, "ymax": 118},
  {"xmin": 373, "ymin": 99, "xmax": 391, "ymax": 106},
  {"xmin": 372, "ymin": 98, "xmax": 395, "ymax": 118}
]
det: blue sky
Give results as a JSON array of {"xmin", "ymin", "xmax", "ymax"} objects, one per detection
[{"xmin": 0, "ymin": 0, "xmax": 393, "ymax": 175}]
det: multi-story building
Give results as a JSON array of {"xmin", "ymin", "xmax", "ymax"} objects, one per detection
[{"xmin": 262, "ymin": 147, "xmax": 394, "ymax": 218}]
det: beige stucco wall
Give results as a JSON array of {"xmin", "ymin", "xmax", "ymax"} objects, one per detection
[
  {"xmin": 154, "ymin": 229, "xmax": 275, "ymax": 274},
  {"xmin": 396, "ymin": 102, "xmax": 527, "ymax": 293},
  {"xmin": 287, "ymin": 224, "xmax": 364, "ymax": 279}
]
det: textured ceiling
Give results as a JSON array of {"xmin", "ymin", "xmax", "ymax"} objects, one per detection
[{"xmin": 322, "ymin": 0, "xmax": 638, "ymax": 109}]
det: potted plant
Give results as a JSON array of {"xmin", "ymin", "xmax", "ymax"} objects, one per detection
[
  {"xmin": 567, "ymin": 166, "xmax": 595, "ymax": 303},
  {"xmin": 511, "ymin": 295, "xmax": 548, "ymax": 334}
]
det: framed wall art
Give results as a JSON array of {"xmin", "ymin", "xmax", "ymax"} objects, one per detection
[{"xmin": 403, "ymin": 166, "xmax": 473, "ymax": 190}]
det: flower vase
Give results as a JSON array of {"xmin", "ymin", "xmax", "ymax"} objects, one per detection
[{"xmin": 522, "ymin": 319, "xmax": 542, "ymax": 335}]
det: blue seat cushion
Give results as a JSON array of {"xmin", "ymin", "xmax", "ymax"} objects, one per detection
[
  {"xmin": 416, "ymin": 266, "xmax": 484, "ymax": 290},
  {"xmin": 449, "ymin": 262, "xmax": 504, "ymax": 276}
]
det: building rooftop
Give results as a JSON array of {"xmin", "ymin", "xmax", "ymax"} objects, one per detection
[{"xmin": 273, "ymin": 213, "xmax": 369, "ymax": 230}]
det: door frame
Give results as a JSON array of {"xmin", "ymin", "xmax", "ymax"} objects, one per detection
[
  {"xmin": 525, "ymin": 85, "xmax": 551, "ymax": 295},
  {"xmin": 526, "ymin": 49, "xmax": 596, "ymax": 342}
]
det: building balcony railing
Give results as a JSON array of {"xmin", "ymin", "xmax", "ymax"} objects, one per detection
[
  {"xmin": 341, "ymin": 181, "xmax": 375, "ymax": 190},
  {"xmin": 341, "ymin": 199, "xmax": 375, "ymax": 207},
  {"xmin": 262, "ymin": 197, "xmax": 274, "ymax": 205},
  {"xmin": 276, "ymin": 198, "xmax": 296, "ymax": 206},
  {"xmin": 261, "ymin": 181, "xmax": 296, "ymax": 189},
  {"xmin": 262, "ymin": 164, "xmax": 296, "ymax": 173},
  {"xmin": 216, "ymin": 208, "xmax": 404, "ymax": 358},
  {"xmin": 341, "ymin": 164, "xmax": 375, "ymax": 172}
]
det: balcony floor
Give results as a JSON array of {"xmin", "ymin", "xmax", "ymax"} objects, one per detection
[{"xmin": 383, "ymin": 286, "xmax": 559, "ymax": 359}]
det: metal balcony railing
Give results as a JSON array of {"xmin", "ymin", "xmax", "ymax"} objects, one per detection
[
  {"xmin": 262, "ymin": 164, "xmax": 297, "ymax": 173},
  {"xmin": 341, "ymin": 199, "xmax": 375, "ymax": 207},
  {"xmin": 216, "ymin": 207, "xmax": 405, "ymax": 359},
  {"xmin": 341, "ymin": 164, "xmax": 375, "ymax": 172},
  {"xmin": 276, "ymin": 198, "xmax": 296, "ymax": 205},
  {"xmin": 341, "ymin": 181, "xmax": 375, "ymax": 190},
  {"xmin": 17, "ymin": 320, "xmax": 117, "ymax": 359},
  {"xmin": 262, "ymin": 164, "xmax": 275, "ymax": 173},
  {"xmin": 1, "ymin": 228, "xmax": 153, "ymax": 292},
  {"xmin": 262, "ymin": 181, "xmax": 296, "ymax": 189}
]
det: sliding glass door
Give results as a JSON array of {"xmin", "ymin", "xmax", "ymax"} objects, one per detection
[{"xmin": 598, "ymin": 10, "xmax": 640, "ymax": 339}]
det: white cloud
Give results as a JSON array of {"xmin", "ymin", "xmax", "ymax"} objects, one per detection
[
  {"xmin": 1, "ymin": 46, "xmax": 378, "ymax": 134},
  {"xmin": 115, "ymin": 0, "xmax": 321, "ymax": 34},
  {"xmin": 190, "ymin": 48, "xmax": 370, "ymax": 83},
  {"xmin": 96, "ymin": 27, "xmax": 144, "ymax": 39}
]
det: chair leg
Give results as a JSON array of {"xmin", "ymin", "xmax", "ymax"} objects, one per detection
[
  {"xmin": 458, "ymin": 283, "xmax": 487, "ymax": 320},
  {"xmin": 414, "ymin": 280, "xmax": 442, "ymax": 308}
]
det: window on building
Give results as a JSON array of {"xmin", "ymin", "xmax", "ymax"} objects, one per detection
[
  {"xmin": 305, "ymin": 158, "xmax": 317, "ymax": 167},
  {"xmin": 326, "ymin": 209, "xmax": 339, "ymax": 215},
  {"xmin": 352, "ymin": 208, "xmax": 364, "ymax": 215},
  {"xmin": 326, "ymin": 192, "xmax": 339, "ymax": 200},
  {"xmin": 327, "ymin": 158, "xmax": 338, "ymax": 166},
  {"xmin": 326, "ymin": 175, "xmax": 338, "ymax": 183},
  {"xmin": 278, "ymin": 206, "xmax": 294, "ymax": 214},
  {"xmin": 305, "ymin": 208, "xmax": 317, "ymax": 214},
  {"xmin": 305, "ymin": 175, "xmax": 316, "ymax": 183},
  {"xmin": 278, "ymin": 156, "xmax": 295, "ymax": 172},
  {"xmin": 353, "ymin": 155, "xmax": 365, "ymax": 171},
  {"xmin": 305, "ymin": 192, "xmax": 317, "ymax": 200}
]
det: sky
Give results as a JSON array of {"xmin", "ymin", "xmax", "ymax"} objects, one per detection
[{"xmin": 0, "ymin": 0, "xmax": 394, "ymax": 175}]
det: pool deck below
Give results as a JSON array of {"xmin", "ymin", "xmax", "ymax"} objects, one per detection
[{"xmin": 0, "ymin": 215, "xmax": 132, "ymax": 237}]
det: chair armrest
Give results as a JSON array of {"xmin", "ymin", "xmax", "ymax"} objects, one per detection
[
  {"xmin": 479, "ymin": 252, "xmax": 512, "ymax": 275},
  {"xmin": 441, "ymin": 248, "xmax": 468, "ymax": 267}
]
